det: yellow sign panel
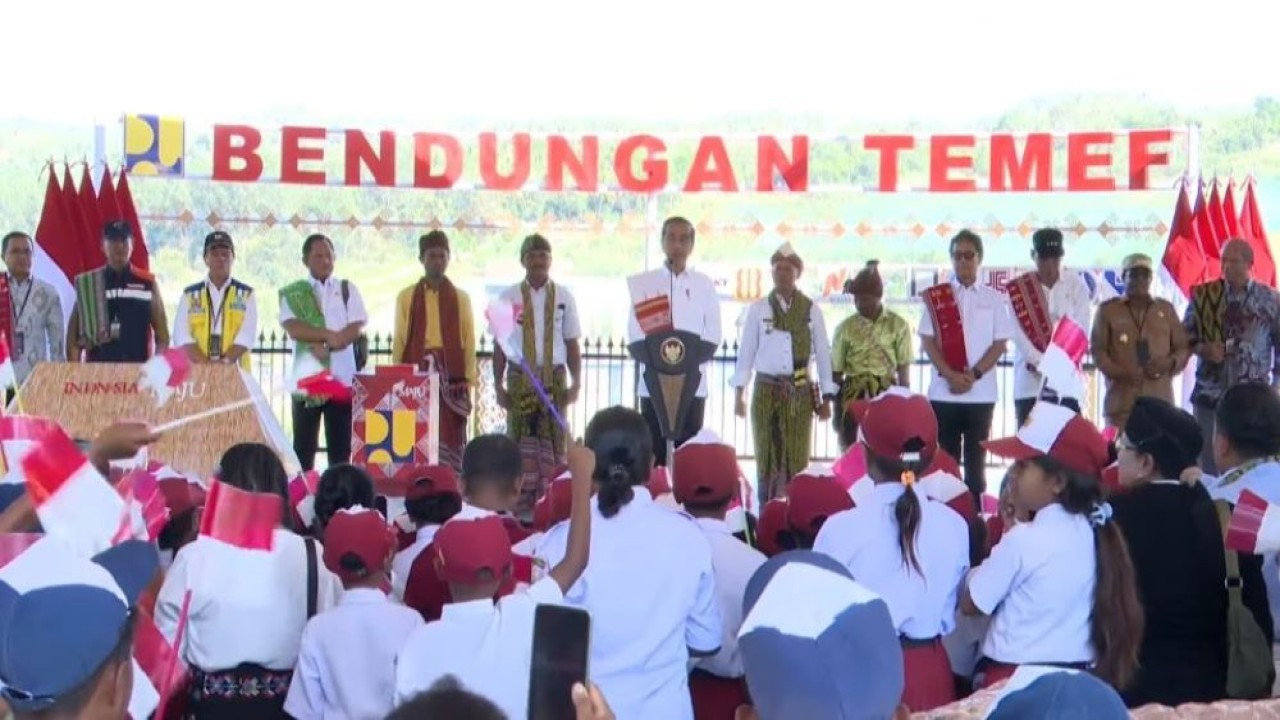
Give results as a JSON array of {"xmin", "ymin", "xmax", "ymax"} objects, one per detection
[
  {"xmin": 124, "ymin": 114, "xmax": 185, "ymax": 176},
  {"xmin": 364, "ymin": 409, "xmax": 417, "ymax": 465}
]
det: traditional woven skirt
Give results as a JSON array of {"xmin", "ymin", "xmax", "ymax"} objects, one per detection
[
  {"xmin": 187, "ymin": 664, "xmax": 292, "ymax": 720},
  {"xmin": 751, "ymin": 376, "xmax": 813, "ymax": 502},
  {"xmin": 507, "ymin": 368, "xmax": 569, "ymax": 519}
]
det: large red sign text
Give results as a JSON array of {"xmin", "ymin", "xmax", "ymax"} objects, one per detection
[{"xmin": 211, "ymin": 126, "xmax": 1175, "ymax": 193}]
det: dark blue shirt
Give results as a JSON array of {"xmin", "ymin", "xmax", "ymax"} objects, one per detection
[{"xmin": 87, "ymin": 266, "xmax": 157, "ymax": 363}]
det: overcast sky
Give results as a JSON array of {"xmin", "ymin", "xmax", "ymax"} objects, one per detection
[{"xmin": 6, "ymin": 0, "xmax": 1278, "ymax": 126}]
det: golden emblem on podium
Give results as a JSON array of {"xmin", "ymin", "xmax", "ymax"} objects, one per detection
[{"xmin": 660, "ymin": 337, "xmax": 686, "ymax": 366}]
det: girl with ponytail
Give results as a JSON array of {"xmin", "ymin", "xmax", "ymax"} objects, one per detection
[
  {"xmin": 965, "ymin": 402, "xmax": 1143, "ymax": 692},
  {"xmin": 534, "ymin": 406, "xmax": 722, "ymax": 720},
  {"xmin": 814, "ymin": 389, "xmax": 970, "ymax": 711}
]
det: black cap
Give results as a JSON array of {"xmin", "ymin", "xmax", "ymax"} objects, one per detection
[
  {"xmin": 102, "ymin": 220, "xmax": 132, "ymax": 242},
  {"xmin": 204, "ymin": 231, "xmax": 234, "ymax": 253},
  {"xmin": 1032, "ymin": 228, "xmax": 1065, "ymax": 258}
]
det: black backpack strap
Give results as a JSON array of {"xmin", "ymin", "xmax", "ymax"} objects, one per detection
[
  {"xmin": 341, "ymin": 279, "xmax": 349, "ymax": 306},
  {"xmin": 305, "ymin": 537, "xmax": 319, "ymax": 619}
]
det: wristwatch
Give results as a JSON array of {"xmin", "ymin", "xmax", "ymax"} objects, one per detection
[{"xmin": 972, "ymin": 367, "xmax": 984, "ymax": 380}]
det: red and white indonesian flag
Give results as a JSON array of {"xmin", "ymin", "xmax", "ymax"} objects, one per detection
[
  {"xmin": 20, "ymin": 422, "xmax": 129, "ymax": 556},
  {"xmin": 485, "ymin": 297, "xmax": 523, "ymax": 360},
  {"xmin": 1226, "ymin": 490, "xmax": 1280, "ymax": 555},
  {"xmin": 287, "ymin": 352, "xmax": 352, "ymax": 402},
  {"xmin": 189, "ymin": 478, "xmax": 282, "ymax": 605},
  {"xmin": 289, "ymin": 470, "xmax": 321, "ymax": 528},
  {"xmin": 0, "ymin": 416, "xmax": 60, "ymax": 484},
  {"xmin": 0, "ymin": 333, "xmax": 14, "ymax": 390},
  {"xmin": 117, "ymin": 466, "xmax": 171, "ymax": 543},
  {"xmin": 140, "ymin": 347, "xmax": 193, "ymax": 406},
  {"xmin": 1036, "ymin": 316, "xmax": 1089, "ymax": 401}
]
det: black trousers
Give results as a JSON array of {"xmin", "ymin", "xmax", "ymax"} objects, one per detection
[
  {"xmin": 292, "ymin": 398, "xmax": 353, "ymax": 471},
  {"xmin": 641, "ymin": 396, "xmax": 706, "ymax": 466},
  {"xmin": 931, "ymin": 401, "xmax": 995, "ymax": 499},
  {"xmin": 1013, "ymin": 396, "xmax": 1082, "ymax": 428}
]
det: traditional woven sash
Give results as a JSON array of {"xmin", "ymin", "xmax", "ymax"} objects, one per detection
[
  {"xmin": 1006, "ymin": 272, "xmax": 1052, "ymax": 353},
  {"xmin": 922, "ymin": 283, "xmax": 969, "ymax": 371},
  {"xmin": 75, "ymin": 268, "xmax": 110, "ymax": 347},
  {"xmin": 403, "ymin": 278, "xmax": 470, "ymax": 420},
  {"xmin": 1192, "ymin": 279, "xmax": 1227, "ymax": 344},
  {"xmin": 520, "ymin": 281, "xmax": 556, "ymax": 383},
  {"xmin": 0, "ymin": 274, "xmax": 13, "ymax": 349},
  {"xmin": 768, "ymin": 290, "xmax": 813, "ymax": 384},
  {"xmin": 281, "ymin": 279, "xmax": 332, "ymax": 406}
]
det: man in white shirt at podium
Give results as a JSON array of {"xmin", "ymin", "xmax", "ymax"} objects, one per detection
[{"xmin": 627, "ymin": 216, "xmax": 723, "ymax": 466}]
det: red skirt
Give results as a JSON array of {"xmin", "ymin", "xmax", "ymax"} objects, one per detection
[
  {"xmin": 689, "ymin": 669, "xmax": 750, "ymax": 720},
  {"xmin": 976, "ymin": 658, "xmax": 1091, "ymax": 689},
  {"xmin": 901, "ymin": 637, "xmax": 956, "ymax": 712}
]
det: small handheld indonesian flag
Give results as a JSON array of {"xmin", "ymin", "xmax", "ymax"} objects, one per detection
[
  {"xmin": 117, "ymin": 467, "xmax": 171, "ymax": 543},
  {"xmin": 289, "ymin": 470, "xmax": 321, "ymax": 528},
  {"xmin": 1226, "ymin": 490, "xmax": 1280, "ymax": 555},
  {"xmin": 288, "ymin": 352, "xmax": 352, "ymax": 403},
  {"xmin": 1036, "ymin": 316, "xmax": 1089, "ymax": 401},
  {"xmin": 0, "ymin": 333, "xmax": 14, "ymax": 390},
  {"xmin": 140, "ymin": 348, "xmax": 193, "ymax": 406},
  {"xmin": 190, "ymin": 478, "xmax": 282, "ymax": 605},
  {"xmin": 484, "ymin": 298, "xmax": 523, "ymax": 361},
  {"xmin": 21, "ymin": 421, "xmax": 129, "ymax": 557}
]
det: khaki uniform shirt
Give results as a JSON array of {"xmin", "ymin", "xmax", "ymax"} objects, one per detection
[{"xmin": 1090, "ymin": 295, "xmax": 1190, "ymax": 428}]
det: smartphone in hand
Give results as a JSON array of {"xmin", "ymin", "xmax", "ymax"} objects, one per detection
[{"xmin": 528, "ymin": 605, "xmax": 591, "ymax": 720}]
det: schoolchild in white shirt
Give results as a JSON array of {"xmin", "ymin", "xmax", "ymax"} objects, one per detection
[
  {"xmin": 536, "ymin": 407, "xmax": 722, "ymax": 720},
  {"xmin": 671, "ymin": 430, "xmax": 766, "ymax": 719},
  {"xmin": 393, "ymin": 441, "xmax": 595, "ymax": 720},
  {"xmin": 285, "ymin": 507, "xmax": 423, "ymax": 720},
  {"xmin": 963, "ymin": 403, "xmax": 1143, "ymax": 692},
  {"xmin": 814, "ymin": 388, "xmax": 970, "ymax": 711}
]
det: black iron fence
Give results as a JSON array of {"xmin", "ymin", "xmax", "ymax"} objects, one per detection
[{"xmin": 248, "ymin": 332, "xmax": 1104, "ymax": 463}]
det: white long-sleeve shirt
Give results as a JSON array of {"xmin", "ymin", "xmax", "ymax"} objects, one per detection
[
  {"xmin": 732, "ymin": 294, "xmax": 837, "ymax": 396},
  {"xmin": 626, "ymin": 266, "xmax": 723, "ymax": 398}
]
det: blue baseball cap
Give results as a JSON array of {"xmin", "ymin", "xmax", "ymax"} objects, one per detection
[
  {"xmin": 739, "ymin": 550, "xmax": 904, "ymax": 720},
  {"xmin": 0, "ymin": 538, "xmax": 159, "ymax": 712},
  {"xmin": 986, "ymin": 666, "xmax": 1128, "ymax": 719}
]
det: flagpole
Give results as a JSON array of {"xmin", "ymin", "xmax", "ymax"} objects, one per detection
[{"xmin": 152, "ymin": 398, "xmax": 256, "ymax": 433}]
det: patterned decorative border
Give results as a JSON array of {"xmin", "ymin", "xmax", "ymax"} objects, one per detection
[{"xmin": 140, "ymin": 212, "xmax": 1169, "ymax": 238}]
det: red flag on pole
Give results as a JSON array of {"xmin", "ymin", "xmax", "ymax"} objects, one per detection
[
  {"xmin": 61, "ymin": 165, "xmax": 95, "ymax": 277},
  {"xmin": 1192, "ymin": 180, "xmax": 1222, "ymax": 281},
  {"xmin": 1207, "ymin": 179, "xmax": 1232, "ymax": 243},
  {"xmin": 78, "ymin": 165, "xmax": 104, "ymax": 254},
  {"xmin": 32, "ymin": 166, "xmax": 77, "ymax": 283},
  {"xmin": 98, "ymin": 165, "xmax": 125, "ymax": 225},
  {"xmin": 1161, "ymin": 182, "xmax": 1208, "ymax": 297},
  {"xmin": 1239, "ymin": 178, "xmax": 1277, "ymax": 287},
  {"xmin": 1222, "ymin": 179, "xmax": 1243, "ymax": 238},
  {"xmin": 116, "ymin": 169, "xmax": 151, "ymax": 272}
]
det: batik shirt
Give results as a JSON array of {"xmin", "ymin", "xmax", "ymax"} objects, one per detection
[
  {"xmin": 7, "ymin": 275, "xmax": 64, "ymax": 383},
  {"xmin": 1182, "ymin": 281, "xmax": 1280, "ymax": 406}
]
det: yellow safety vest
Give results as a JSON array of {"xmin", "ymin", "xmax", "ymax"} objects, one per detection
[{"xmin": 184, "ymin": 279, "xmax": 253, "ymax": 370}]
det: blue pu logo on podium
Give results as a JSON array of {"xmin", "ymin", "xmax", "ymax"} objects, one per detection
[
  {"xmin": 363, "ymin": 408, "xmax": 417, "ymax": 465},
  {"xmin": 123, "ymin": 114, "xmax": 185, "ymax": 176}
]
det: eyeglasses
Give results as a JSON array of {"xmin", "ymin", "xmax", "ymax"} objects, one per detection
[{"xmin": 952, "ymin": 251, "xmax": 977, "ymax": 261}]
